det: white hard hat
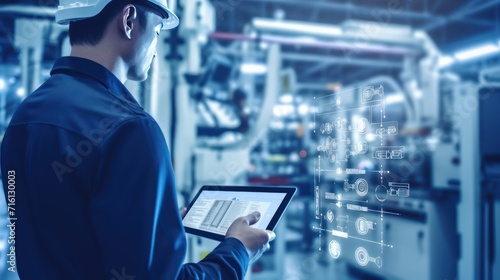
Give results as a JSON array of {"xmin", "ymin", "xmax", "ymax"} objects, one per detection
[{"xmin": 55, "ymin": 0, "xmax": 179, "ymax": 30}]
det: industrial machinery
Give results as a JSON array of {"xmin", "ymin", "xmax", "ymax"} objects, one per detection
[{"xmin": 0, "ymin": 2, "xmax": 493, "ymax": 280}]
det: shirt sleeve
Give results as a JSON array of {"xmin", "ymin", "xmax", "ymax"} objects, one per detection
[
  {"xmin": 178, "ymin": 237, "xmax": 249, "ymax": 280},
  {"xmin": 89, "ymin": 116, "xmax": 249, "ymax": 280}
]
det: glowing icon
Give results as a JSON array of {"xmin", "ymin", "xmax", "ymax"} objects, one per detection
[
  {"xmin": 376, "ymin": 182, "xmax": 411, "ymax": 202},
  {"xmin": 335, "ymin": 201, "xmax": 343, "ymax": 208},
  {"xmin": 370, "ymin": 121, "xmax": 398, "ymax": 137},
  {"xmin": 317, "ymin": 137, "xmax": 338, "ymax": 160},
  {"xmin": 326, "ymin": 210, "xmax": 334, "ymax": 223},
  {"xmin": 373, "ymin": 146, "xmax": 405, "ymax": 160},
  {"xmin": 343, "ymin": 179, "xmax": 369, "ymax": 197},
  {"xmin": 362, "ymin": 85, "xmax": 384, "ymax": 102},
  {"xmin": 335, "ymin": 96, "xmax": 342, "ymax": 108},
  {"xmin": 355, "ymin": 217, "xmax": 375, "ymax": 235},
  {"xmin": 331, "ymin": 138, "xmax": 338, "ymax": 149},
  {"xmin": 355, "ymin": 247, "xmax": 382, "ymax": 268},
  {"xmin": 325, "ymin": 192, "xmax": 342, "ymax": 200},
  {"xmin": 387, "ymin": 126, "xmax": 397, "ymax": 134},
  {"xmin": 346, "ymin": 169, "xmax": 366, "ymax": 175},
  {"xmin": 375, "ymin": 185, "xmax": 388, "ymax": 202},
  {"xmin": 388, "ymin": 182, "xmax": 410, "ymax": 198},
  {"xmin": 329, "ymin": 153, "xmax": 337, "ymax": 163},
  {"xmin": 335, "ymin": 118, "xmax": 342, "ymax": 130},
  {"xmin": 336, "ymin": 168, "xmax": 343, "ymax": 175},
  {"xmin": 329, "ymin": 240, "xmax": 341, "ymax": 259},
  {"xmin": 320, "ymin": 122, "xmax": 333, "ymax": 134},
  {"xmin": 336, "ymin": 215, "xmax": 349, "ymax": 232},
  {"xmin": 315, "ymin": 186, "xmax": 320, "ymax": 219},
  {"xmin": 355, "ymin": 141, "xmax": 368, "ymax": 154},
  {"xmin": 357, "ymin": 118, "xmax": 369, "ymax": 134}
]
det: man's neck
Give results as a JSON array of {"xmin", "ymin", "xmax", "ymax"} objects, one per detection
[{"xmin": 70, "ymin": 43, "xmax": 128, "ymax": 84}]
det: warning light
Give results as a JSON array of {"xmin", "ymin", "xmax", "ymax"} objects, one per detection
[{"xmin": 299, "ymin": 150, "xmax": 307, "ymax": 158}]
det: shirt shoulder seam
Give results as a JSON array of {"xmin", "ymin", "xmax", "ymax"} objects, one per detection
[{"xmin": 6, "ymin": 116, "xmax": 151, "ymax": 143}]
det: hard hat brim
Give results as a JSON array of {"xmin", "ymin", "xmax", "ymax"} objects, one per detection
[{"xmin": 55, "ymin": 0, "xmax": 179, "ymax": 30}]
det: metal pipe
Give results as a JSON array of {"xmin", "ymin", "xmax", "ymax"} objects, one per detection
[
  {"xmin": 0, "ymin": 5, "xmax": 56, "ymax": 18},
  {"xmin": 209, "ymin": 32, "xmax": 423, "ymax": 57},
  {"xmin": 244, "ymin": 0, "xmax": 444, "ymax": 22},
  {"xmin": 281, "ymin": 52, "xmax": 403, "ymax": 68}
]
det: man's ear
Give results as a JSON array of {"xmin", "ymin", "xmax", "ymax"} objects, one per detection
[{"xmin": 121, "ymin": 4, "xmax": 137, "ymax": 39}]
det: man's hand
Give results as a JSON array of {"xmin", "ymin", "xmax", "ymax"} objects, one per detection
[
  {"xmin": 180, "ymin": 207, "xmax": 187, "ymax": 218},
  {"xmin": 225, "ymin": 211, "xmax": 276, "ymax": 264}
]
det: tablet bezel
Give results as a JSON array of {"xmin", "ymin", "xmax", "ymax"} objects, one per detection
[{"xmin": 182, "ymin": 185, "xmax": 297, "ymax": 241}]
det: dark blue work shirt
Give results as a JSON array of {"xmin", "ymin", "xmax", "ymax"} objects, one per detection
[{"xmin": 1, "ymin": 57, "xmax": 248, "ymax": 279}]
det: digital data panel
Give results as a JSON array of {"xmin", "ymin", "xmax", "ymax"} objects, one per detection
[{"xmin": 313, "ymin": 84, "xmax": 410, "ymax": 270}]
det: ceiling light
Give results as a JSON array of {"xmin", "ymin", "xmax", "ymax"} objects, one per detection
[
  {"xmin": 298, "ymin": 104, "xmax": 309, "ymax": 115},
  {"xmin": 16, "ymin": 87, "xmax": 25, "ymax": 98},
  {"xmin": 385, "ymin": 93, "xmax": 405, "ymax": 105},
  {"xmin": 280, "ymin": 94, "xmax": 293, "ymax": 103},
  {"xmin": 438, "ymin": 56, "xmax": 455, "ymax": 68},
  {"xmin": 252, "ymin": 18, "xmax": 342, "ymax": 37},
  {"xmin": 273, "ymin": 104, "xmax": 294, "ymax": 117},
  {"xmin": 240, "ymin": 63, "xmax": 267, "ymax": 74},
  {"xmin": 455, "ymin": 44, "xmax": 500, "ymax": 61}
]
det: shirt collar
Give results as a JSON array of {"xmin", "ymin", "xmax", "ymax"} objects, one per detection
[{"xmin": 50, "ymin": 56, "xmax": 141, "ymax": 107}]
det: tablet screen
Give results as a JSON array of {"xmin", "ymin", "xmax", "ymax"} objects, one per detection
[{"xmin": 182, "ymin": 186, "xmax": 296, "ymax": 240}]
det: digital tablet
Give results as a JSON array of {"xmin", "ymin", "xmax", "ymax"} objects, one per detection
[{"xmin": 182, "ymin": 185, "xmax": 297, "ymax": 241}]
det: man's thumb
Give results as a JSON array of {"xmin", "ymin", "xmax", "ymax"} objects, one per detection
[{"xmin": 246, "ymin": 211, "xmax": 261, "ymax": 225}]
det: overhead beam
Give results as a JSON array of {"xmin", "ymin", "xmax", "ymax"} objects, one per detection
[
  {"xmin": 281, "ymin": 52, "xmax": 404, "ymax": 69},
  {"xmin": 302, "ymin": 61, "xmax": 331, "ymax": 77},
  {"xmin": 244, "ymin": 0, "xmax": 444, "ymax": 22},
  {"xmin": 422, "ymin": 0, "xmax": 500, "ymax": 30}
]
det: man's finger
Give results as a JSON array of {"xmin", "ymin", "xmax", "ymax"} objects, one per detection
[
  {"xmin": 266, "ymin": 230, "xmax": 276, "ymax": 242},
  {"xmin": 264, "ymin": 243, "xmax": 270, "ymax": 252},
  {"xmin": 244, "ymin": 211, "xmax": 261, "ymax": 225},
  {"xmin": 180, "ymin": 207, "xmax": 187, "ymax": 218}
]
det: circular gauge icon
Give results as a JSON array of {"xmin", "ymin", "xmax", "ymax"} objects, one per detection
[
  {"xmin": 326, "ymin": 210, "xmax": 334, "ymax": 223},
  {"xmin": 363, "ymin": 87, "xmax": 374, "ymax": 100},
  {"xmin": 357, "ymin": 118, "xmax": 369, "ymax": 134},
  {"xmin": 356, "ymin": 217, "xmax": 369, "ymax": 235},
  {"xmin": 331, "ymin": 139, "xmax": 337, "ymax": 150},
  {"xmin": 355, "ymin": 247, "xmax": 369, "ymax": 266},
  {"xmin": 335, "ymin": 118, "xmax": 342, "ymax": 130},
  {"xmin": 343, "ymin": 181, "xmax": 350, "ymax": 192},
  {"xmin": 355, "ymin": 179, "xmax": 369, "ymax": 197},
  {"xmin": 329, "ymin": 240, "xmax": 341, "ymax": 259},
  {"xmin": 329, "ymin": 153, "xmax": 337, "ymax": 163},
  {"xmin": 324, "ymin": 122, "xmax": 333, "ymax": 134},
  {"xmin": 356, "ymin": 141, "xmax": 368, "ymax": 154},
  {"xmin": 375, "ymin": 185, "xmax": 388, "ymax": 202},
  {"xmin": 320, "ymin": 123, "xmax": 326, "ymax": 134}
]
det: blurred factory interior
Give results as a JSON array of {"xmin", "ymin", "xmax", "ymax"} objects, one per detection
[{"xmin": 1, "ymin": 0, "xmax": 500, "ymax": 279}]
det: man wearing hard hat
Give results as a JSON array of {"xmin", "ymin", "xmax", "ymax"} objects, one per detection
[{"xmin": 0, "ymin": 0, "xmax": 274, "ymax": 279}]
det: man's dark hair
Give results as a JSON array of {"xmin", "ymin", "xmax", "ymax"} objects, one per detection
[{"xmin": 69, "ymin": 0, "xmax": 148, "ymax": 46}]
